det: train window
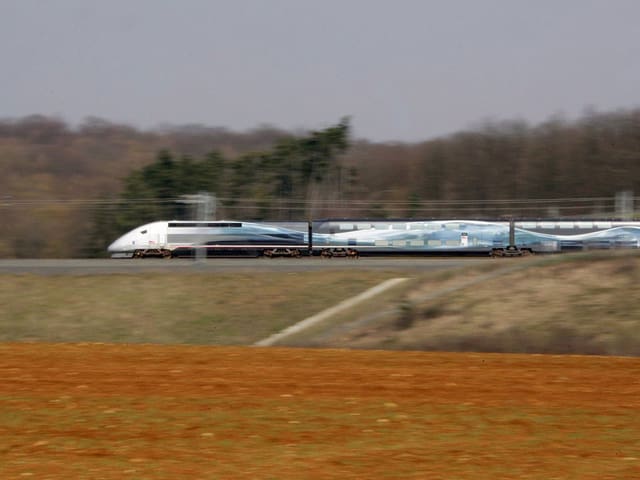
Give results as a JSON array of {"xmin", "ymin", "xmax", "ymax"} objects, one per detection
[
  {"xmin": 168, "ymin": 222, "xmax": 243, "ymax": 228},
  {"xmin": 169, "ymin": 223, "xmax": 198, "ymax": 228},
  {"xmin": 140, "ymin": 230, "xmax": 147, "ymax": 234},
  {"xmin": 270, "ymin": 233, "xmax": 299, "ymax": 238},
  {"xmin": 206, "ymin": 222, "xmax": 242, "ymax": 227}
]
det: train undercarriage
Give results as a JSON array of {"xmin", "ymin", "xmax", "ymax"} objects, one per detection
[
  {"xmin": 320, "ymin": 247, "xmax": 360, "ymax": 259},
  {"xmin": 489, "ymin": 246, "xmax": 534, "ymax": 258},
  {"xmin": 127, "ymin": 246, "xmax": 364, "ymax": 259},
  {"xmin": 132, "ymin": 248, "xmax": 172, "ymax": 258},
  {"xmin": 262, "ymin": 248, "xmax": 302, "ymax": 258}
]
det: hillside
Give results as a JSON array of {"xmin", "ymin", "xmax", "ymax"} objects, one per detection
[
  {"xmin": 1, "ymin": 253, "xmax": 640, "ymax": 355},
  {"xmin": 283, "ymin": 251, "xmax": 640, "ymax": 355}
]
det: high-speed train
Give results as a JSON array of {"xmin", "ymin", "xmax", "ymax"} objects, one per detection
[
  {"xmin": 108, "ymin": 221, "xmax": 312, "ymax": 258},
  {"xmin": 107, "ymin": 219, "xmax": 640, "ymax": 257}
]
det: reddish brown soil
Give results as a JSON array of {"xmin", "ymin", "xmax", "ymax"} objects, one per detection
[{"xmin": 1, "ymin": 343, "xmax": 640, "ymax": 479}]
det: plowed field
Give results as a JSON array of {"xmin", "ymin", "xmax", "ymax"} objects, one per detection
[{"xmin": 1, "ymin": 343, "xmax": 639, "ymax": 479}]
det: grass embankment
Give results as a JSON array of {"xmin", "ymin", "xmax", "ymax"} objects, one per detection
[
  {"xmin": 3, "ymin": 252, "xmax": 640, "ymax": 355},
  {"xmin": 0, "ymin": 270, "xmax": 398, "ymax": 345},
  {"xmin": 303, "ymin": 251, "xmax": 640, "ymax": 355}
]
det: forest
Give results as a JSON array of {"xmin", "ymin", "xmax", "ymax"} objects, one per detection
[{"xmin": 1, "ymin": 108, "xmax": 639, "ymax": 257}]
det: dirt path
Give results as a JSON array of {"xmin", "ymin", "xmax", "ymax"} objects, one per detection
[
  {"xmin": 1, "ymin": 343, "xmax": 639, "ymax": 479},
  {"xmin": 255, "ymin": 277, "xmax": 408, "ymax": 346}
]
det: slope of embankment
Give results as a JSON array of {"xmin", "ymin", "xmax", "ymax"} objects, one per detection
[
  {"xmin": 289, "ymin": 251, "xmax": 640, "ymax": 355},
  {"xmin": 1, "ymin": 252, "xmax": 639, "ymax": 355}
]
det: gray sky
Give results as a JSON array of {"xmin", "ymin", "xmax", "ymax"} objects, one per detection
[{"xmin": 2, "ymin": 0, "xmax": 639, "ymax": 142}]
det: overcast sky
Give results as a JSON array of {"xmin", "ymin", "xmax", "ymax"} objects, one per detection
[{"xmin": 2, "ymin": 0, "xmax": 639, "ymax": 142}]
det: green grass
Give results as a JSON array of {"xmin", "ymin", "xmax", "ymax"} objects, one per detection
[
  {"xmin": 0, "ymin": 271, "xmax": 399, "ymax": 344},
  {"xmin": 4, "ymin": 251, "xmax": 640, "ymax": 355}
]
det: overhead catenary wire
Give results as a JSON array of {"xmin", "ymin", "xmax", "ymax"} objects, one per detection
[
  {"xmin": 0, "ymin": 195, "xmax": 631, "ymax": 206},
  {"xmin": 0, "ymin": 195, "xmax": 635, "ymax": 218}
]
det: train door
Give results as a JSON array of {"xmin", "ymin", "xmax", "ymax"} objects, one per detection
[
  {"xmin": 156, "ymin": 228, "xmax": 167, "ymax": 248},
  {"xmin": 147, "ymin": 222, "xmax": 167, "ymax": 249},
  {"xmin": 460, "ymin": 232, "xmax": 469, "ymax": 247}
]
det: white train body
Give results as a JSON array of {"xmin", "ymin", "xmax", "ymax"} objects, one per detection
[
  {"xmin": 107, "ymin": 220, "xmax": 314, "ymax": 258},
  {"xmin": 108, "ymin": 219, "xmax": 640, "ymax": 258},
  {"xmin": 108, "ymin": 221, "xmax": 169, "ymax": 256}
]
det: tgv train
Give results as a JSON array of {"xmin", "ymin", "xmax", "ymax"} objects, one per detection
[{"xmin": 107, "ymin": 219, "xmax": 640, "ymax": 258}]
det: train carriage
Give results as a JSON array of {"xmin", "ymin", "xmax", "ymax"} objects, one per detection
[{"xmin": 107, "ymin": 219, "xmax": 640, "ymax": 258}]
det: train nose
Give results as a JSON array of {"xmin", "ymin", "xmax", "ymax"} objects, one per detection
[
  {"xmin": 107, "ymin": 235, "xmax": 131, "ymax": 253},
  {"xmin": 107, "ymin": 238, "xmax": 123, "ymax": 253}
]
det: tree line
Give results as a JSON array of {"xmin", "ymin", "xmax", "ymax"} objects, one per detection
[
  {"xmin": 0, "ymin": 109, "xmax": 639, "ymax": 257},
  {"xmin": 89, "ymin": 119, "xmax": 351, "ymax": 255}
]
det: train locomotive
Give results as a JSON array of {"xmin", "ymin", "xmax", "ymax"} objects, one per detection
[{"xmin": 107, "ymin": 219, "xmax": 640, "ymax": 258}]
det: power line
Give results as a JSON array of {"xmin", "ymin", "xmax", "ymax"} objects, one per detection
[{"xmin": 0, "ymin": 195, "xmax": 632, "ymax": 206}]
